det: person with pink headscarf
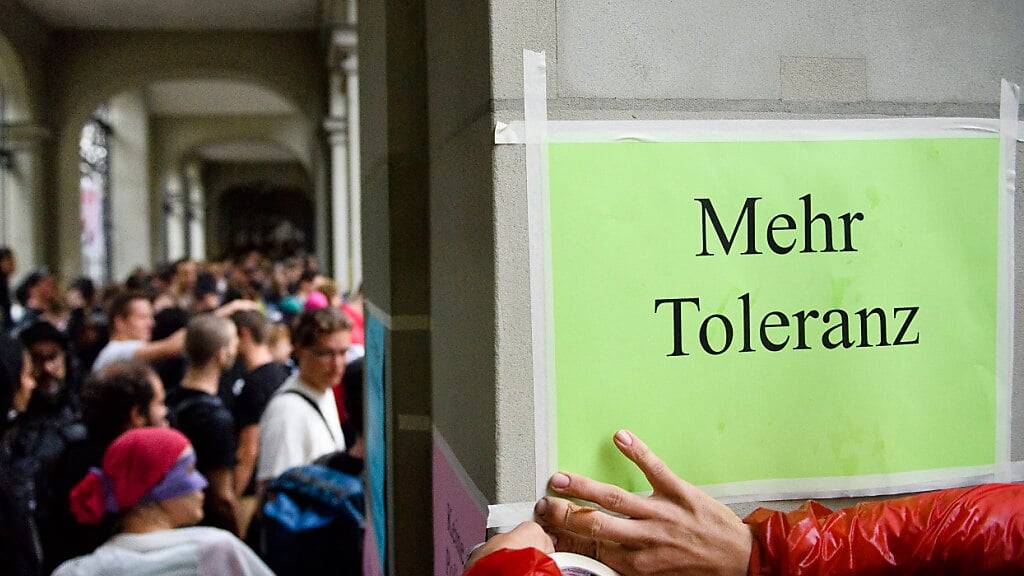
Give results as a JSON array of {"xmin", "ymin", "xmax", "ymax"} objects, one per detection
[{"xmin": 53, "ymin": 427, "xmax": 273, "ymax": 576}]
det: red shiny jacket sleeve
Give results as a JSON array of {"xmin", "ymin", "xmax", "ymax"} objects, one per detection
[
  {"xmin": 744, "ymin": 483, "xmax": 1024, "ymax": 576},
  {"xmin": 464, "ymin": 548, "xmax": 561, "ymax": 576}
]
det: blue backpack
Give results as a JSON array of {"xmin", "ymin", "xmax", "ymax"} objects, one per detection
[{"xmin": 254, "ymin": 457, "xmax": 365, "ymax": 576}]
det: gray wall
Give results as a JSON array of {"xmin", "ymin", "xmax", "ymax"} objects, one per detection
[
  {"xmin": 488, "ymin": 0, "xmax": 1024, "ymax": 512},
  {"xmin": 359, "ymin": 0, "xmax": 434, "ymax": 573},
  {"xmin": 426, "ymin": 0, "xmax": 500, "ymax": 503}
]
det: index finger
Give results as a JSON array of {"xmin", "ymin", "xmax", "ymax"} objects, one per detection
[
  {"xmin": 548, "ymin": 471, "xmax": 656, "ymax": 519},
  {"xmin": 613, "ymin": 429, "xmax": 692, "ymax": 501}
]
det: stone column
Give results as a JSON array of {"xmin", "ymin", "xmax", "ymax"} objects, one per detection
[
  {"xmin": 344, "ymin": 53, "xmax": 362, "ymax": 291},
  {"xmin": 329, "ymin": 27, "xmax": 360, "ymax": 293},
  {"xmin": 325, "ymin": 71, "xmax": 351, "ymax": 290},
  {"xmin": 359, "ymin": 0, "xmax": 433, "ymax": 572}
]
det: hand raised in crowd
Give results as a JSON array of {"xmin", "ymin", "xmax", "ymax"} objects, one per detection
[
  {"xmin": 534, "ymin": 430, "xmax": 752, "ymax": 576},
  {"xmin": 466, "ymin": 521, "xmax": 555, "ymax": 569},
  {"xmin": 214, "ymin": 299, "xmax": 259, "ymax": 317}
]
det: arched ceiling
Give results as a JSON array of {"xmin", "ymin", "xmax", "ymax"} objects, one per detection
[
  {"xmin": 17, "ymin": 0, "xmax": 319, "ymax": 30},
  {"xmin": 197, "ymin": 141, "xmax": 297, "ymax": 163},
  {"xmin": 146, "ymin": 80, "xmax": 297, "ymax": 117}
]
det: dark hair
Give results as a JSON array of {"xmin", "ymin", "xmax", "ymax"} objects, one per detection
[
  {"xmin": 292, "ymin": 307, "xmax": 351, "ymax": 349},
  {"xmin": 193, "ymin": 272, "xmax": 218, "ymax": 298},
  {"xmin": 108, "ymin": 290, "xmax": 149, "ymax": 324},
  {"xmin": 71, "ymin": 277, "xmax": 96, "ymax": 304},
  {"xmin": 123, "ymin": 271, "xmax": 152, "ymax": 293},
  {"xmin": 172, "ymin": 258, "xmax": 193, "ymax": 276},
  {"xmin": 18, "ymin": 321, "xmax": 67, "ymax": 349},
  {"xmin": 81, "ymin": 361, "xmax": 157, "ymax": 446},
  {"xmin": 185, "ymin": 314, "xmax": 234, "ymax": 366},
  {"xmin": 0, "ymin": 247, "xmax": 13, "ymax": 262},
  {"xmin": 157, "ymin": 262, "xmax": 176, "ymax": 284},
  {"xmin": 15, "ymin": 270, "xmax": 49, "ymax": 306},
  {"xmin": 231, "ymin": 309, "xmax": 270, "ymax": 344}
]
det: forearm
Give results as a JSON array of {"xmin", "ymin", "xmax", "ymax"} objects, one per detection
[
  {"xmin": 745, "ymin": 483, "xmax": 1024, "ymax": 576},
  {"xmin": 134, "ymin": 331, "xmax": 184, "ymax": 362},
  {"xmin": 234, "ymin": 426, "xmax": 259, "ymax": 495},
  {"xmin": 207, "ymin": 469, "xmax": 241, "ymax": 535}
]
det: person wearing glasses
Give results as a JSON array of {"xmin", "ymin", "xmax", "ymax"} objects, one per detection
[{"xmin": 256, "ymin": 307, "xmax": 350, "ymax": 489}]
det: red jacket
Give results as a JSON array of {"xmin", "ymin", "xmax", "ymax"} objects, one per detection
[{"xmin": 466, "ymin": 484, "xmax": 1024, "ymax": 576}]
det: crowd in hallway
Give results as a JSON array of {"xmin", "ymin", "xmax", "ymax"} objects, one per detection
[{"xmin": 0, "ymin": 249, "xmax": 366, "ymax": 576}]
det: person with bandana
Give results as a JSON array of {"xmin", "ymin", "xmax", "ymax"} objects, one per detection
[
  {"xmin": 46, "ymin": 361, "xmax": 170, "ymax": 573},
  {"xmin": 52, "ymin": 427, "xmax": 273, "ymax": 576}
]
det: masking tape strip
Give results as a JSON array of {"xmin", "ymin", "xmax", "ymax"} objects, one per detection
[
  {"xmin": 434, "ymin": 426, "xmax": 490, "ymax": 520},
  {"xmin": 523, "ymin": 49, "xmax": 555, "ymax": 501},
  {"xmin": 485, "ymin": 462, "xmax": 1024, "ymax": 528},
  {"xmin": 995, "ymin": 79, "xmax": 1020, "ymax": 482},
  {"xmin": 495, "ymin": 118, "xmax": 1024, "ymax": 144},
  {"xmin": 487, "ymin": 501, "xmax": 537, "ymax": 529}
]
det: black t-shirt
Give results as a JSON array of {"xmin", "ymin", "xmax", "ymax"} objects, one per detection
[
  {"xmin": 167, "ymin": 388, "xmax": 237, "ymax": 474},
  {"xmin": 218, "ymin": 361, "xmax": 246, "ymax": 416},
  {"xmin": 234, "ymin": 362, "xmax": 291, "ymax": 429}
]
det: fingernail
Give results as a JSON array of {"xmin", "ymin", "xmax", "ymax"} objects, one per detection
[
  {"xmin": 550, "ymin": 473, "xmax": 570, "ymax": 490},
  {"xmin": 535, "ymin": 498, "xmax": 548, "ymax": 516},
  {"xmin": 615, "ymin": 429, "xmax": 633, "ymax": 446}
]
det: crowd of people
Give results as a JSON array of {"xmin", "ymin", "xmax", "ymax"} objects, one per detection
[
  {"xmin": 0, "ymin": 249, "xmax": 366, "ymax": 576},
  {"xmin": 2, "ymin": 246, "xmax": 1022, "ymax": 576}
]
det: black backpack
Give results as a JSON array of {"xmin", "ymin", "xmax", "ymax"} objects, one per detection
[{"xmin": 250, "ymin": 452, "xmax": 365, "ymax": 576}]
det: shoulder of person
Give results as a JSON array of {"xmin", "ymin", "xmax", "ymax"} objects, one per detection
[{"xmin": 182, "ymin": 525, "xmax": 238, "ymax": 543}]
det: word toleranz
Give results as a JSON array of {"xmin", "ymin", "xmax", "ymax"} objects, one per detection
[{"xmin": 654, "ymin": 195, "xmax": 921, "ymax": 357}]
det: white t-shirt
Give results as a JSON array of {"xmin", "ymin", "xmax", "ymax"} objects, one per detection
[
  {"xmin": 52, "ymin": 526, "xmax": 273, "ymax": 576},
  {"xmin": 257, "ymin": 373, "xmax": 345, "ymax": 481},
  {"xmin": 91, "ymin": 340, "xmax": 145, "ymax": 374}
]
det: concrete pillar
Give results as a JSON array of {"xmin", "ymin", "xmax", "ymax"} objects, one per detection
[
  {"xmin": 326, "ymin": 97, "xmax": 351, "ymax": 289},
  {"xmin": 163, "ymin": 172, "xmax": 186, "ymax": 261},
  {"xmin": 344, "ymin": 53, "xmax": 362, "ymax": 291},
  {"xmin": 107, "ymin": 90, "xmax": 152, "ymax": 281},
  {"xmin": 185, "ymin": 161, "xmax": 205, "ymax": 261},
  {"xmin": 359, "ymin": 0, "xmax": 433, "ymax": 572}
]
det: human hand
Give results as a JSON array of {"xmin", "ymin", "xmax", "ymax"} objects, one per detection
[
  {"xmin": 535, "ymin": 430, "xmax": 752, "ymax": 576},
  {"xmin": 465, "ymin": 521, "xmax": 555, "ymax": 569}
]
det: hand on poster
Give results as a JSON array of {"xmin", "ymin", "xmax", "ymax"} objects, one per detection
[{"xmin": 535, "ymin": 430, "xmax": 751, "ymax": 576}]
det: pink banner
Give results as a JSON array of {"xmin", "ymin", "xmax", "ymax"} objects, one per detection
[
  {"xmin": 433, "ymin": 434, "xmax": 487, "ymax": 576},
  {"xmin": 363, "ymin": 509, "xmax": 383, "ymax": 576}
]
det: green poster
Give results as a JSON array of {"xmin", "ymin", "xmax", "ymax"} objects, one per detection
[{"xmin": 548, "ymin": 137, "xmax": 1002, "ymax": 494}]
